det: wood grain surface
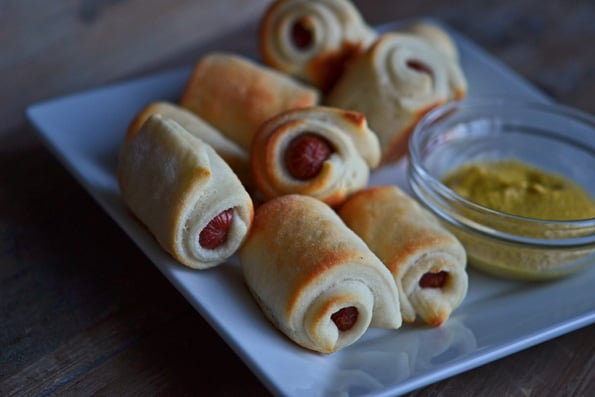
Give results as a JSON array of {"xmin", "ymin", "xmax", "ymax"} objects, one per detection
[{"xmin": 1, "ymin": 0, "xmax": 594, "ymax": 396}]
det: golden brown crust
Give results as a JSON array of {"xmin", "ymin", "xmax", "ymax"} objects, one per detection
[
  {"xmin": 338, "ymin": 185, "xmax": 468, "ymax": 326},
  {"xmin": 239, "ymin": 194, "xmax": 401, "ymax": 353},
  {"xmin": 306, "ymin": 40, "xmax": 367, "ymax": 92},
  {"xmin": 118, "ymin": 115, "xmax": 253, "ymax": 270},
  {"xmin": 179, "ymin": 53, "xmax": 319, "ymax": 151},
  {"xmin": 259, "ymin": 0, "xmax": 377, "ymax": 92},
  {"xmin": 244, "ymin": 194, "xmax": 361, "ymax": 316},
  {"xmin": 339, "ymin": 186, "xmax": 463, "ymax": 275},
  {"xmin": 326, "ymin": 32, "xmax": 467, "ymax": 164},
  {"xmin": 249, "ymin": 106, "xmax": 380, "ymax": 207}
]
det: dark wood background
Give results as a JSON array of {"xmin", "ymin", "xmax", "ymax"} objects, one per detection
[{"xmin": 1, "ymin": 0, "xmax": 594, "ymax": 395}]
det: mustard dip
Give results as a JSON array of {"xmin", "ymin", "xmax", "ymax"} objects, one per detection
[{"xmin": 443, "ymin": 160, "xmax": 595, "ymax": 220}]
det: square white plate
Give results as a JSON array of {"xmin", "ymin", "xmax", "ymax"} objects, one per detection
[{"xmin": 27, "ymin": 22, "xmax": 595, "ymax": 397}]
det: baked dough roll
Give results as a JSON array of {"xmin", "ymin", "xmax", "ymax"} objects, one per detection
[
  {"xmin": 118, "ymin": 115, "xmax": 254, "ymax": 269},
  {"xmin": 125, "ymin": 101, "xmax": 252, "ymax": 189},
  {"xmin": 326, "ymin": 32, "xmax": 467, "ymax": 164},
  {"xmin": 251, "ymin": 106, "xmax": 380, "ymax": 207},
  {"xmin": 179, "ymin": 52, "xmax": 319, "ymax": 151},
  {"xmin": 338, "ymin": 185, "xmax": 468, "ymax": 326},
  {"xmin": 259, "ymin": 0, "xmax": 377, "ymax": 92},
  {"xmin": 239, "ymin": 194, "xmax": 402, "ymax": 353}
]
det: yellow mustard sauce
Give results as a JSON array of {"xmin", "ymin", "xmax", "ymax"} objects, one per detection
[{"xmin": 443, "ymin": 160, "xmax": 595, "ymax": 221}]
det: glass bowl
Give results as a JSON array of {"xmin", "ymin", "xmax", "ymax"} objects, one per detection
[{"xmin": 407, "ymin": 98, "xmax": 595, "ymax": 280}]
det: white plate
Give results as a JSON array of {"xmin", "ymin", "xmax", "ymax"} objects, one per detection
[{"xmin": 27, "ymin": 21, "xmax": 595, "ymax": 397}]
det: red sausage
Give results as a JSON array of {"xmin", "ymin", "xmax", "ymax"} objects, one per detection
[
  {"xmin": 419, "ymin": 271, "xmax": 448, "ymax": 288},
  {"xmin": 284, "ymin": 133, "xmax": 333, "ymax": 180},
  {"xmin": 407, "ymin": 59, "xmax": 433, "ymax": 75},
  {"xmin": 291, "ymin": 19, "xmax": 313, "ymax": 50},
  {"xmin": 331, "ymin": 306, "xmax": 359, "ymax": 331},
  {"xmin": 199, "ymin": 208, "xmax": 234, "ymax": 249}
]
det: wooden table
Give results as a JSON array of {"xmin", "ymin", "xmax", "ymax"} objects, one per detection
[{"xmin": 1, "ymin": 0, "xmax": 593, "ymax": 395}]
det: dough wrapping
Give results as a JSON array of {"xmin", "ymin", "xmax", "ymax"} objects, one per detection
[
  {"xmin": 259, "ymin": 0, "xmax": 377, "ymax": 92},
  {"xmin": 326, "ymin": 32, "xmax": 467, "ymax": 164},
  {"xmin": 338, "ymin": 185, "xmax": 468, "ymax": 326},
  {"xmin": 180, "ymin": 52, "xmax": 319, "ymax": 151},
  {"xmin": 250, "ymin": 106, "xmax": 380, "ymax": 207},
  {"xmin": 125, "ymin": 101, "xmax": 252, "ymax": 189},
  {"xmin": 239, "ymin": 194, "xmax": 402, "ymax": 353},
  {"xmin": 118, "ymin": 115, "xmax": 253, "ymax": 269}
]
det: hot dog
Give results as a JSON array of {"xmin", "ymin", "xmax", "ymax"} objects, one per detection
[
  {"xmin": 284, "ymin": 133, "xmax": 333, "ymax": 180},
  {"xmin": 179, "ymin": 53, "xmax": 319, "ymax": 151},
  {"xmin": 239, "ymin": 194, "xmax": 402, "ymax": 353},
  {"xmin": 326, "ymin": 31, "xmax": 467, "ymax": 164},
  {"xmin": 250, "ymin": 106, "xmax": 381, "ymax": 207},
  {"xmin": 199, "ymin": 208, "xmax": 235, "ymax": 249},
  {"xmin": 118, "ymin": 115, "xmax": 253, "ymax": 269},
  {"xmin": 338, "ymin": 185, "xmax": 468, "ymax": 326},
  {"xmin": 259, "ymin": 0, "xmax": 377, "ymax": 92}
]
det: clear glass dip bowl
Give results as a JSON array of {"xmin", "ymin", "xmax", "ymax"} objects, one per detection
[{"xmin": 407, "ymin": 98, "xmax": 595, "ymax": 280}]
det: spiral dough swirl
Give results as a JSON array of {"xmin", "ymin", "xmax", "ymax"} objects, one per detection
[
  {"xmin": 260, "ymin": 0, "xmax": 377, "ymax": 91},
  {"xmin": 239, "ymin": 195, "xmax": 402, "ymax": 353},
  {"xmin": 339, "ymin": 185, "xmax": 468, "ymax": 326},
  {"xmin": 327, "ymin": 32, "xmax": 467, "ymax": 163},
  {"xmin": 250, "ymin": 106, "xmax": 381, "ymax": 207},
  {"xmin": 118, "ymin": 116, "xmax": 254, "ymax": 269}
]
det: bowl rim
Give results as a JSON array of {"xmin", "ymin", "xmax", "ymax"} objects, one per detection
[{"xmin": 407, "ymin": 97, "xmax": 595, "ymax": 247}]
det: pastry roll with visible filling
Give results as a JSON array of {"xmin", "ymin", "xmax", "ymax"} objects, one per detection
[
  {"xmin": 259, "ymin": 0, "xmax": 377, "ymax": 92},
  {"xmin": 338, "ymin": 185, "xmax": 468, "ymax": 326},
  {"xmin": 125, "ymin": 101, "xmax": 252, "ymax": 189},
  {"xmin": 239, "ymin": 194, "xmax": 402, "ymax": 353},
  {"xmin": 118, "ymin": 115, "xmax": 253, "ymax": 269},
  {"xmin": 250, "ymin": 106, "xmax": 380, "ymax": 207},
  {"xmin": 326, "ymin": 32, "xmax": 467, "ymax": 164},
  {"xmin": 179, "ymin": 52, "xmax": 319, "ymax": 151}
]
